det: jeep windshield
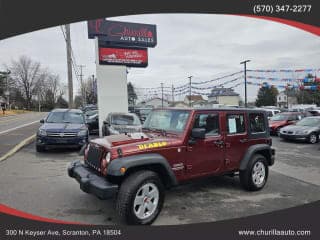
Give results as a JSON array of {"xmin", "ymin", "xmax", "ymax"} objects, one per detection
[{"xmin": 142, "ymin": 109, "xmax": 190, "ymax": 133}]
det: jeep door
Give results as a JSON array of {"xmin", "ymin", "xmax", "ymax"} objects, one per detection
[
  {"xmin": 185, "ymin": 111, "xmax": 225, "ymax": 178},
  {"xmin": 224, "ymin": 112, "xmax": 249, "ymax": 170}
]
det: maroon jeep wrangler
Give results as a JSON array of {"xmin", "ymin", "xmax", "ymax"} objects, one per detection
[{"xmin": 68, "ymin": 108, "xmax": 275, "ymax": 225}]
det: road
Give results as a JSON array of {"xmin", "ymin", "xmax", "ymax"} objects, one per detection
[
  {"xmin": 0, "ymin": 137, "xmax": 319, "ymax": 225},
  {"xmin": 0, "ymin": 112, "xmax": 48, "ymax": 159}
]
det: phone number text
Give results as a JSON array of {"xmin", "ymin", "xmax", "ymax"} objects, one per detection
[{"xmin": 253, "ymin": 5, "xmax": 312, "ymax": 14}]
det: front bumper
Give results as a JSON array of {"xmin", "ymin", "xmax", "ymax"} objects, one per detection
[
  {"xmin": 279, "ymin": 133, "xmax": 308, "ymax": 140},
  {"xmin": 37, "ymin": 135, "xmax": 88, "ymax": 146},
  {"xmin": 68, "ymin": 160, "xmax": 118, "ymax": 199}
]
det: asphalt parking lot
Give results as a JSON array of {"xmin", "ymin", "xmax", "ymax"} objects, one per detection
[{"xmin": 0, "ymin": 136, "xmax": 319, "ymax": 225}]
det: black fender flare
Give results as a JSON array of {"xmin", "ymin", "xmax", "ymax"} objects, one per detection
[
  {"xmin": 239, "ymin": 144, "xmax": 274, "ymax": 170},
  {"xmin": 107, "ymin": 153, "xmax": 178, "ymax": 186}
]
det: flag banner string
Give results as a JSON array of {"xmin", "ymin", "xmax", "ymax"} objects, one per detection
[
  {"xmin": 247, "ymin": 76, "xmax": 301, "ymax": 82},
  {"xmin": 247, "ymin": 68, "xmax": 320, "ymax": 73}
]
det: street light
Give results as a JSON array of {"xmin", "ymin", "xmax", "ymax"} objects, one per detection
[{"xmin": 240, "ymin": 60, "xmax": 250, "ymax": 107}]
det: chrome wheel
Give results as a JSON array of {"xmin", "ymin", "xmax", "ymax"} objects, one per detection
[
  {"xmin": 252, "ymin": 161, "xmax": 266, "ymax": 187},
  {"xmin": 309, "ymin": 134, "xmax": 317, "ymax": 144},
  {"xmin": 133, "ymin": 183, "xmax": 159, "ymax": 220}
]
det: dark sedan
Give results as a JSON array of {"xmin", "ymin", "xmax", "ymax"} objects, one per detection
[
  {"xmin": 102, "ymin": 112, "xmax": 142, "ymax": 136},
  {"xmin": 279, "ymin": 117, "xmax": 320, "ymax": 144},
  {"xmin": 36, "ymin": 109, "xmax": 89, "ymax": 152},
  {"xmin": 85, "ymin": 110, "xmax": 99, "ymax": 134}
]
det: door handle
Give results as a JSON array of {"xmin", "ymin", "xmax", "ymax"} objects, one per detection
[
  {"xmin": 239, "ymin": 139, "xmax": 248, "ymax": 143},
  {"xmin": 214, "ymin": 140, "xmax": 224, "ymax": 147}
]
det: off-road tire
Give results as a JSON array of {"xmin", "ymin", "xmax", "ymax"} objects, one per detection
[
  {"xmin": 239, "ymin": 154, "xmax": 268, "ymax": 191},
  {"xmin": 116, "ymin": 170, "xmax": 165, "ymax": 225},
  {"xmin": 307, "ymin": 133, "xmax": 318, "ymax": 144},
  {"xmin": 36, "ymin": 145, "xmax": 45, "ymax": 152}
]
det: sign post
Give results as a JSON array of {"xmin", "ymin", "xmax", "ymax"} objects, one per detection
[
  {"xmin": 88, "ymin": 19, "xmax": 157, "ymax": 136},
  {"xmin": 95, "ymin": 38, "xmax": 128, "ymax": 136}
]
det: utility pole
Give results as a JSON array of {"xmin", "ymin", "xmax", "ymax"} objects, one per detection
[
  {"xmin": 188, "ymin": 76, "xmax": 192, "ymax": 107},
  {"xmin": 91, "ymin": 74, "xmax": 96, "ymax": 103},
  {"xmin": 161, "ymin": 83, "xmax": 164, "ymax": 108},
  {"xmin": 65, "ymin": 24, "xmax": 73, "ymax": 108},
  {"xmin": 78, "ymin": 64, "xmax": 86, "ymax": 106},
  {"xmin": 240, "ymin": 60, "xmax": 250, "ymax": 108},
  {"xmin": 286, "ymin": 84, "xmax": 289, "ymax": 109},
  {"xmin": 171, "ymin": 84, "xmax": 175, "ymax": 104}
]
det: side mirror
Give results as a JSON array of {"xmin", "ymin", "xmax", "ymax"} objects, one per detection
[
  {"xmin": 40, "ymin": 119, "xmax": 45, "ymax": 124},
  {"xmin": 191, "ymin": 128, "xmax": 206, "ymax": 139}
]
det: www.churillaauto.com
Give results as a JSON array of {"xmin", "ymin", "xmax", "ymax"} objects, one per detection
[{"xmin": 238, "ymin": 229, "xmax": 311, "ymax": 237}]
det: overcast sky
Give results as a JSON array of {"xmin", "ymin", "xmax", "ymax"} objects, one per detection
[{"xmin": 0, "ymin": 14, "xmax": 319, "ymax": 102}]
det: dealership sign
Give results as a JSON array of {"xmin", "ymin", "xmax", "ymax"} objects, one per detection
[
  {"xmin": 88, "ymin": 19, "xmax": 157, "ymax": 48},
  {"xmin": 99, "ymin": 46, "xmax": 148, "ymax": 68}
]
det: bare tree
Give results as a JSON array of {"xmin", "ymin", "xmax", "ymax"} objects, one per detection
[{"xmin": 10, "ymin": 56, "xmax": 41, "ymax": 109}]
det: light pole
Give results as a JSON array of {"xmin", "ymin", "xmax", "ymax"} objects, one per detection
[{"xmin": 240, "ymin": 60, "xmax": 250, "ymax": 108}]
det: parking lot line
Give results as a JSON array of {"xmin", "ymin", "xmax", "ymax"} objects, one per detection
[
  {"xmin": 0, "ymin": 120, "xmax": 39, "ymax": 135},
  {"xmin": 0, "ymin": 116, "xmax": 21, "ymax": 123},
  {"xmin": 0, "ymin": 134, "xmax": 36, "ymax": 162}
]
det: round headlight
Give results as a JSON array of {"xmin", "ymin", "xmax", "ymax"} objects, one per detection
[
  {"xmin": 78, "ymin": 130, "xmax": 87, "ymax": 136},
  {"xmin": 38, "ymin": 129, "xmax": 47, "ymax": 136},
  {"xmin": 106, "ymin": 152, "xmax": 111, "ymax": 163}
]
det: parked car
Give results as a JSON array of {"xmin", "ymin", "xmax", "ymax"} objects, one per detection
[
  {"xmin": 269, "ymin": 112, "xmax": 305, "ymax": 136},
  {"xmin": 134, "ymin": 107, "xmax": 153, "ymax": 123},
  {"xmin": 280, "ymin": 116, "xmax": 320, "ymax": 144},
  {"xmin": 102, "ymin": 112, "xmax": 142, "ymax": 136},
  {"xmin": 82, "ymin": 104, "xmax": 97, "ymax": 113},
  {"xmin": 263, "ymin": 108, "xmax": 281, "ymax": 120},
  {"xmin": 85, "ymin": 110, "xmax": 99, "ymax": 134},
  {"xmin": 308, "ymin": 109, "xmax": 320, "ymax": 116},
  {"xmin": 68, "ymin": 108, "xmax": 275, "ymax": 225},
  {"xmin": 36, "ymin": 109, "xmax": 89, "ymax": 152}
]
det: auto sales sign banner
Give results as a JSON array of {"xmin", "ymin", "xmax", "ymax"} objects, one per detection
[
  {"xmin": 88, "ymin": 19, "xmax": 157, "ymax": 48},
  {"xmin": 99, "ymin": 46, "xmax": 148, "ymax": 68}
]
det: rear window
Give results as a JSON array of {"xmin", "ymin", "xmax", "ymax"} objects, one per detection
[
  {"xmin": 111, "ymin": 114, "xmax": 141, "ymax": 125},
  {"xmin": 249, "ymin": 113, "xmax": 266, "ymax": 133},
  {"xmin": 227, "ymin": 114, "xmax": 245, "ymax": 134}
]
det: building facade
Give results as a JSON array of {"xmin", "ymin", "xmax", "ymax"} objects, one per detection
[
  {"xmin": 277, "ymin": 91, "xmax": 298, "ymax": 109},
  {"xmin": 207, "ymin": 88, "xmax": 240, "ymax": 106},
  {"xmin": 137, "ymin": 97, "xmax": 170, "ymax": 108}
]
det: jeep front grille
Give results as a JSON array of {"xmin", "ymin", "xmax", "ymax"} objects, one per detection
[{"xmin": 86, "ymin": 144, "xmax": 104, "ymax": 171}]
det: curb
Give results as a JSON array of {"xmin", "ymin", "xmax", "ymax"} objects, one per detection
[{"xmin": 0, "ymin": 134, "xmax": 36, "ymax": 162}]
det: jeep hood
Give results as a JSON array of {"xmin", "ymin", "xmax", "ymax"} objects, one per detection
[{"xmin": 90, "ymin": 132, "xmax": 181, "ymax": 153}]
